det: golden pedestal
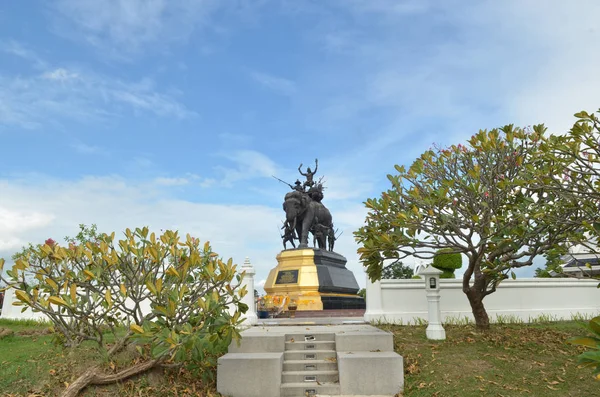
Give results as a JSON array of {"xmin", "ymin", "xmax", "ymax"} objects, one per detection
[{"xmin": 264, "ymin": 248, "xmax": 364, "ymax": 311}]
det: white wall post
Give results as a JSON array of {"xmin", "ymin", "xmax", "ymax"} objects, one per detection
[
  {"xmin": 240, "ymin": 257, "xmax": 258, "ymax": 326},
  {"xmin": 420, "ymin": 266, "xmax": 446, "ymax": 340},
  {"xmin": 0, "ymin": 288, "xmax": 13, "ymax": 318},
  {"xmin": 364, "ymin": 271, "xmax": 384, "ymax": 323}
]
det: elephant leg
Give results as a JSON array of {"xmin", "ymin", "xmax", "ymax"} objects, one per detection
[
  {"xmin": 299, "ymin": 216, "xmax": 312, "ymax": 248},
  {"xmin": 295, "ymin": 223, "xmax": 303, "ymax": 246}
]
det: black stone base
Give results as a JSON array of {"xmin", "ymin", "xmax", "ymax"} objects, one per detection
[
  {"xmin": 321, "ymin": 296, "xmax": 366, "ymax": 310},
  {"xmin": 313, "ymin": 249, "xmax": 360, "ymax": 295}
]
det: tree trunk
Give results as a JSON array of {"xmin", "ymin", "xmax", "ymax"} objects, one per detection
[
  {"xmin": 61, "ymin": 359, "xmax": 160, "ymax": 397},
  {"xmin": 466, "ymin": 290, "xmax": 490, "ymax": 330}
]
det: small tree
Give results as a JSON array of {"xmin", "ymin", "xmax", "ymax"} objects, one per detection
[
  {"xmin": 382, "ymin": 260, "xmax": 414, "ymax": 279},
  {"xmin": 355, "ymin": 125, "xmax": 587, "ymax": 329},
  {"xmin": 432, "ymin": 248, "xmax": 462, "ymax": 278},
  {"xmin": 537, "ymin": 110, "xmax": 600, "ymax": 276},
  {"xmin": 0, "ymin": 226, "xmax": 247, "ymax": 397}
]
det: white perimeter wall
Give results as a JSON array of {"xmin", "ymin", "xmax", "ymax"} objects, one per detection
[
  {"xmin": 365, "ymin": 277, "xmax": 600, "ymax": 324},
  {"xmin": 1, "ymin": 289, "xmax": 49, "ymax": 321}
]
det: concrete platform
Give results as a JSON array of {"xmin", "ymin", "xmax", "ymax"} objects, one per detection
[
  {"xmin": 217, "ymin": 352, "xmax": 284, "ymax": 397},
  {"xmin": 217, "ymin": 323, "xmax": 404, "ymax": 397},
  {"xmin": 338, "ymin": 351, "xmax": 404, "ymax": 395}
]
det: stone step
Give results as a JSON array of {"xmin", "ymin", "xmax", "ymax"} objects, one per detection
[
  {"xmin": 283, "ymin": 359, "xmax": 338, "ymax": 372},
  {"xmin": 284, "ymin": 350, "xmax": 337, "ymax": 361},
  {"xmin": 282, "ymin": 369, "xmax": 339, "ymax": 384},
  {"xmin": 285, "ymin": 340, "xmax": 335, "ymax": 351},
  {"xmin": 280, "ymin": 381, "xmax": 340, "ymax": 397},
  {"xmin": 285, "ymin": 333, "xmax": 336, "ymax": 342}
]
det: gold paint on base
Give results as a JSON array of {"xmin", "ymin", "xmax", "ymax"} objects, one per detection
[{"xmin": 264, "ymin": 249, "xmax": 359, "ymax": 311}]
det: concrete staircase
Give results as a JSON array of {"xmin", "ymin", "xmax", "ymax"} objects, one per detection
[
  {"xmin": 280, "ymin": 332, "xmax": 339, "ymax": 396},
  {"xmin": 217, "ymin": 324, "xmax": 403, "ymax": 397}
]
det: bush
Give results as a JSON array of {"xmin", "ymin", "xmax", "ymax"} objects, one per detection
[
  {"xmin": 0, "ymin": 226, "xmax": 247, "ymax": 396},
  {"xmin": 432, "ymin": 249, "xmax": 462, "ymax": 278},
  {"xmin": 568, "ymin": 316, "xmax": 600, "ymax": 379}
]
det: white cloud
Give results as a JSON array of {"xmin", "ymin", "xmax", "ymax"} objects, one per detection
[
  {"xmin": 216, "ymin": 150, "xmax": 278, "ymax": 186},
  {"xmin": 71, "ymin": 142, "xmax": 105, "ymax": 155},
  {"xmin": 43, "ymin": 68, "xmax": 79, "ymax": 81},
  {"xmin": 0, "ymin": 207, "xmax": 55, "ymax": 252},
  {"xmin": 251, "ymin": 71, "xmax": 296, "ymax": 96},
  {"xmin": 0, "ymin": 175, "xmax": 285, "ymax": 284},
  {"xmin": 495, "ymin": 1, "xmax": 600, "ymax": 133},
  {"xmin": 153, "ymin": 177, "xmax": 190, "ymax": 186},
  {"xmin": 320, "ymin": 173, "xmax": 373, "ymax": 202},
  {"xmin": 0, "ymin": 56, "xmax": 195, "ymax": 129},
  {"xmin": 0, "ymin": 172, "xmax": 372, "ymax": 289},
  {"xmin": 52, "ymin": 0, "xmax": 220, "ymax": 57},
  {"xmin": 0, "ymin": 40, "xmax": 47, "ymax": 69}
]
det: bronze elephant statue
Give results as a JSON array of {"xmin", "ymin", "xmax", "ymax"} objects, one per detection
[{"xmin": 283, "ymin": 191, "xmax": 333, "ymax": 249}]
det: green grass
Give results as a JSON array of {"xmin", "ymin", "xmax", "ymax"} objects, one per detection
[
  {"xmin": 0, "ymin": 332, "xmax": 58, "ymax": 394},
  {"xmin": 1, "ymin": 320, "xmax": 599, "ymax": 396},
  {"xmin": 378, "ymin": 321, "xmax": 599, "ymax": 396},
  {"xmin": 0, "ymin": 318, "xmax": 51, "ymax": 332},
  {"xmin": 0, "ymin": 321, "xmax": 221, "ymax": 397}
]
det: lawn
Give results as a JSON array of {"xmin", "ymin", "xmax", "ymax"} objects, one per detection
[
  {"xmin": 380, "ymin": 321, "xmax": 599, "ymax": 396},
  {"xmin": 0, "ymin": 319, "xmax": 598, "ymax": 396},
  {"xmin": 0, "ymin": 319, "xmax": 220, "ymax": 397}
]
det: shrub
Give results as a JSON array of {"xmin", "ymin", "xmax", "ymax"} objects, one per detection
[
  {"xmin": 568, "ymin": 316, "xmax": 600, "ymax": 379},
  {"xmin": 0, "ymin": 226, "xmax": 247, "ymax": 396},
  {"xmin": 432, "ymin": 249, "xmax": 462, "ymax": 278}
]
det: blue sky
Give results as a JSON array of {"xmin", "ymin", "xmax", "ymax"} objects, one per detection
[{"xmin": 1, "ymin": 0, "xmax": 600, "ymax": 289}]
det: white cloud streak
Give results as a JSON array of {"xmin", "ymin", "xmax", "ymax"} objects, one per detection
[
  {"xmin": 0, "ymin": 62, "xmax": 195, "ymax": 129},
  {"xmin": 0, "ymin": 40, "xmax": 48, "ymax": 69},
  {"xmin": 251, "ymin": 71, "xmax": 296, "ymax": 96},
  {"xmin": 51, "ymin": 0, "xmax": 220, "ymax": 58},
  {"xmin": 215, "ymin": 150, "xmax": 279, "ymax": 186}
]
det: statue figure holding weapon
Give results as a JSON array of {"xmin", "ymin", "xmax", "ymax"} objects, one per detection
[
  {"xmin": 272, "ymin": 176, "xmax": 304, "ymax": 192},
  {"xmin": 298, "ymin": 158, "xmax": 318, "ymax": 189}
]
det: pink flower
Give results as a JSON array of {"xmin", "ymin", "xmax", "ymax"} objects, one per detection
[
  {"xmin": 484, "ymin": 192, "xmax": 490, "ymax": 198},
  {"xmin": 45, "ymin": 238, "xmax": 56, "ymax": 246}
]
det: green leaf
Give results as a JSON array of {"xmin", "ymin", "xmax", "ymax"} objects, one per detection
[
  {"xmin": 578, "ymin": 350, "xmax": 600, "ymax": 364},
  {"xmin": 151, "ymin": 343, "xmax": 171, "ymax": 358},
  {"xmin": 511, "ymin": 271, "xmax": 516, "ymax": 280}
]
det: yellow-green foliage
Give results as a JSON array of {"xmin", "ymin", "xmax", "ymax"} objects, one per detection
[{"xmin": 0, "ymin": 227, "xmax": 247, "ymax": 372}]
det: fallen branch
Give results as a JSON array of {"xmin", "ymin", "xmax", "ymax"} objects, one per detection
[{"xmin": 61, "ymin": 359, "xmax": 161, "ymax": 397}]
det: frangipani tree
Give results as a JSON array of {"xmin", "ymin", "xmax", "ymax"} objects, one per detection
[
  {"xmin": 0, "ymin": 226, "xmax": 247, "ymax": 397},
  {"xmin": 538, "ymin": 110, "xmax": 600, "ymax": 256},
  {"xmin": 355, "ymin": 125, "xmax": 587, "ymax": 329}
]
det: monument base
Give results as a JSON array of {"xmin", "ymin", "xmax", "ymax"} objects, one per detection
[{"xmin": 264, "ymin": 248, "xmax": 365, "ymax": 311}]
